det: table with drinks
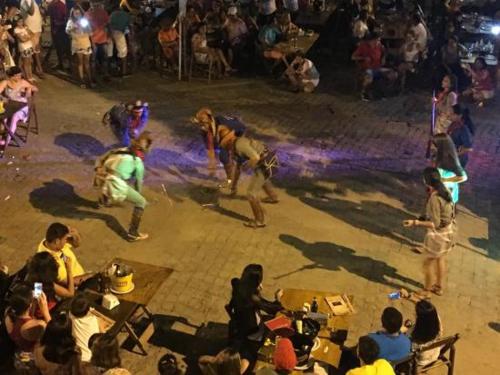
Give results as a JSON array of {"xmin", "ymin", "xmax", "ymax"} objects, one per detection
[
  {"xmin": 85, "ymin": 258, "xmax": 173, "ymax": 355},
  {"xmin": 255, "ymin": 289, "xmax": 354, "ymax": 372}
]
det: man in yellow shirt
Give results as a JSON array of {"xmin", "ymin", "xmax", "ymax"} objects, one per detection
[
  {"xmin": 37, "ymin": 222, "xmax": 86, "ymax": 288},
  {"xmin": 347, "ymin": 336, "xmax": 395, "ymax": 375}
]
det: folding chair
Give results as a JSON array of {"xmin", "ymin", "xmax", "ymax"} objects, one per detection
[
  {"xmin": 392, "ymin": 353, "xmax": 416, "ymax": 375},
  {"xmin": 415, "ymin": 334, "xmax": 460, "ymax": 375},
  {"xmin": 188, "ymin": 50, "xmax": 214, "ymax": 83},
  {"xmin": 17, "ymin": 95, "xmax": 39, "ymax": 143}
]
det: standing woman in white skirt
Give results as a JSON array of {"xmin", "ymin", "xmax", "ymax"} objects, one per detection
[
  {"xmin": 403, "ymin": 167, "xmax": 455, "ymax": 299},
  {"xmin": 66, "ymin": 6, "xmax": 93, "ymax": 88}
]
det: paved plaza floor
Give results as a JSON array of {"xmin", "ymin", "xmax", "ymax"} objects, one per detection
[{"xmin": 0, "ymin": 72, "xmax": 499, "ymax": 374}]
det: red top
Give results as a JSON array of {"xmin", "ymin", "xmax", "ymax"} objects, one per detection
[
  {"xmin": 353, "ymin": 41, "xmax": 384, "ymax": 70},
  {"xmin": 473, "ymin": 69, "xmax": 494, "ymax": 91},
  {"xmin": 86, "ymin": 7, "xmax": 110, "ymax": 45},
  {"xmin": 8, "ymin": 316, "xmax": 37, "ymax": 352},
  {"xmin": 48, "ymin": 0, "xmax": 68, "ymax": 30}
]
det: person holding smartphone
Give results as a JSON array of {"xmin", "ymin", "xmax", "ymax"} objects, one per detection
[{"xmin": 4, "ymin": 284, "xmax": 51, "ymax": 370}]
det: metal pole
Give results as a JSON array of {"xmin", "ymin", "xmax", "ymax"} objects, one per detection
[{"xmin": 178, "ymin": 16, "xmax": 182, "ymax": 81}]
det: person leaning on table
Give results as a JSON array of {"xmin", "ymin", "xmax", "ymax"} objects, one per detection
[{"xmin": 37, "ymin": 223, "xmax": 92, "ymax": 297}]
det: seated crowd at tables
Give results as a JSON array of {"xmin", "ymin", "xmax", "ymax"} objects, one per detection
[
  {"xmin": 198, "ymin": 264, "xmax": 445, "ymax": 375},
  {"xmin": 1, "ymin": 225, "xmax": 449, "ymax": 375},
  {"xmin": 349, "ymin": 0, "xmax": 498, "ymax": 105},
  {"xmin": 0, "ymin": 222, "xmax": 133, "ymax": 374}
]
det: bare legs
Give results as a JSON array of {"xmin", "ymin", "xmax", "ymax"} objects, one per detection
[
  {"xmin": 76, "ymin": 53, "xmax": 93, "ymax": 87},
  {"xmin": 422, "ymin": 256, "xmax": 447, "ymax": 297},
  {"xmin": 20, "ymin": 56, "xmax": 33, "ymax": 82}
]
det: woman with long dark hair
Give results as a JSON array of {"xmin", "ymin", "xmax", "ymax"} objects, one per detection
[
  {"xmin": 90, "ymin": 334, "xmax": 131, "ymax": 374},
  {"xmin": 403, "ymin": 167, "xmax": 455, "ymax": 298},
  {"xmin": 433, "ymin": 74, "xmax": 458, "ymax": 134},
  {"xmin": 33, "ymin": 312, "xmax": 84, "ymax": 374},
  {"xmin": 4, "ymin": 284, "xmax": 51, "ymax": 371},
  {"xmin": 228, "ymin": 264, "xmax": 283, "ymax": 372},
  {"xmin": 432, "ymin": 133, "xmax": 467, "ymax": 204},
  {"xmin": 411, "ymin": 300, "xmax": 442, "ymax": 366}
]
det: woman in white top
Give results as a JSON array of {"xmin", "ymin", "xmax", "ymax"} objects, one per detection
[
  {"xmin": 66, "ymin": 6, "xmax": 93, "ymax": 88},
  {"xmin": 410, "ymin": 300, "xmax": 443, "ymax": 367},
  {"xmin": 20, "ymin": 0, "xmax": 44, "ymax": 77},
  {"xmin": 13, "ymin": 16, "xmax": 34, "ymax": 82}
]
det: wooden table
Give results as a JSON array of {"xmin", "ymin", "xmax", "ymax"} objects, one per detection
[
  {"xmin": 256, "ymin": 288, "xmax": 353, "ymax": 372},
  {"xmin": 87, "ymin": 258, "xmax": 173, "ymax": 355}
]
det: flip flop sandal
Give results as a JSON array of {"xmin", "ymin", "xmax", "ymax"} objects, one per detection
[
  {"xmin": 262, "ymin": 197, "xmax": 279, "ymax": 204},
  {"xmin": 431, "ymin": 285, "xmax": 443, "ymax": 296},
  {"xmin": 409, "ymin": 290, "xmax": 431, "ymax": 302},
  {"xmin": 244, "ymin": 221, "xmax": 266, "ymax": 229}
]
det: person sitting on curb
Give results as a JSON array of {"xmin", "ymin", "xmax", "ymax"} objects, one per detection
[{"xmin": 285, "ymin": 52, "xmax": 320, "ymax": 93}]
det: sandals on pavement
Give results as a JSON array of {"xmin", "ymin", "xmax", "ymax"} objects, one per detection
[
  {"xmin": 244, "ymin": 221, "xmax": 266, "ymax": 229},
  {"xmin": 262, "ymin": 197, "xmax": 279, "ymax": 204},
  {"xmin": 431, "ymin": 284, "xmax": 443, "ymax": 296}
]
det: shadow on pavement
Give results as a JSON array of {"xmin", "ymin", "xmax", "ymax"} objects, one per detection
[
  {"xmin": 488, "ymin": 322, "xmax": 500, "ymax": 333},
  {"xmin": 278, "ymin": 234, "xmax": 422, "ymax": 290},
  {"xmin": 29, "ymin": 179, "xmax": 128, "ymax": 239},
  {"xmin": 149, "ymin": 314, "xmax": 228, "ymax": 375},
  {"xmin": 54, "ymin": 132, "xmax": 108, "ymax": 158}
]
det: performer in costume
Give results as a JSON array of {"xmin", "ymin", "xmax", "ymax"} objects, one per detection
[
  {"xmin": 102, "ymin": 100, "xmax": 149, "ymax": 146},
  {"xmin": 192, "ymin": 107, "xmax": 246, "ymax": 192},
  {"xmin": 94, "ymin": 131, "xmax": 152, "ymax": 241},
  {"xmin": 219, "ymin": 129, "xmax": 279, "ymax": 228}
]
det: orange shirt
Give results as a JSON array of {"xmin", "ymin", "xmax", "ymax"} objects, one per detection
[{"xmin": 158, "ymin": 28, "xmax": 178, "ymax": 44}]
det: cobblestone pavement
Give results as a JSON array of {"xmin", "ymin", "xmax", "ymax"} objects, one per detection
[{"xmin": 0, "ymin": 71, "xmax": 499, "ymax": 374}]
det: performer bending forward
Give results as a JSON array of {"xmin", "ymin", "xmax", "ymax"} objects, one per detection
[
  {"xmin": 94, "ymin": 132, "xmax": 152, "ymax": 241},
  {"xmin": 219, "ymin": 129, "xmax": 279, "ymax": 228}
]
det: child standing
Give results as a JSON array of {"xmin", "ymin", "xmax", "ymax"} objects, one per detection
[{"xmin": 13, "ymin": 16, "xmax": 34, "ymax": 82}]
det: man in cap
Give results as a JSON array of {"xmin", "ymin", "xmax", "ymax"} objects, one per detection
[
  {"xmin": 94, "ymin": 131, "xmax": 153, "ymax": 241},
  {"xmin": 219, "ymin": 129, "xmax": 279, "ymax": 228},
  {"xmin": 103, "ymin": 100, "xmax": 149, "ymax": 146},
  {"xmin": 192, "ymin": 107, "xmax": 246, "ymax": 191}
]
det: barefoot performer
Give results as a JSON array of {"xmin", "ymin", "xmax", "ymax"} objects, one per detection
[{"xmin": 219, "ymin": 129, "xmax": 279, "ymax": 228}]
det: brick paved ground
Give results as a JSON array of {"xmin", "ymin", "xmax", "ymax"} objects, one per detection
[{"xmin": 0, "ymin": 71, "xmax": 499, "ymax": 374}]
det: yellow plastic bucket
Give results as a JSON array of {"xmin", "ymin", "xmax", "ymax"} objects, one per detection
[{"xmin": 112, "ymin": 273, "xmax": 133, "ymax": 293}]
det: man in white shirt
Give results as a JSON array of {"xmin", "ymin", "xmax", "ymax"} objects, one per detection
[
  {"xmin": 410, "ymin": 14, "xmax": 428, "ymax": 53},
  {"xmin": 20, "ymin": 0, "xmax": 44, "ymax": 77}
]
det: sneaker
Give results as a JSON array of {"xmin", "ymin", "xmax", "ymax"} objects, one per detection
[{"xmin": 127, "ymin": 232, "xmax": 149, "ymax": 242}]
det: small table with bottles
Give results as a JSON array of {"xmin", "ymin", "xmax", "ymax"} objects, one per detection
[
  {"xmin": 256, "ymin": 288, "xmax": 353, "ymax": 372},
  {"xmin": 85, "ymin": 258, "xmax": 173, "ymax": 356}
]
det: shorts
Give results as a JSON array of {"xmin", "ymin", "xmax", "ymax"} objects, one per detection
[
  {"xmin": 19, "ymin": 48, "xmax": 34, "ymax": 58},
  {"xmin": 112, "ymin": 30, "xmax": 128, "ymax": 58},
  {"xmin": 247, "ymin": 168, "xmax": 268, "ymax": 197},
  {"xmin": 195, "ymin": 52, "xmax": 209, "ymax": 64},
  {"xmin": 72, "ymin": 45, "xmax": 92, "ymax": 55},
  {"xmin": 365, "ymin": 69, "xmax": 384, "ymax": 80}
]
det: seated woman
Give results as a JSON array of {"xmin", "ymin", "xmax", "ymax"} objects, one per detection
[
  {"xmin": 285, "ymin": 52, "xmax": 320, "ymax": 93},
  {"xmin": 227, "ymin": 264, "xmax": 283, "ymax": 373},
  {"xmin": 0, "ymin": 66, "xmax": 38, "ymax": 147},
  {"xmin": 397, "ymin": 31, "xmax": 421, "ymax": 90},
  {"xmin": 4, "ymin": 284, "xmax": 51, "ymax": 372},
  {"xmin": 410, "ymin": 300, "xmax": 443, "ymax": 367},
  {"xmin": 27, "ymin": 252, "xmax": 72, "ymax": 314},
  {"xmin": 191, "ymin": 22, "xmax": 232, "ymax": 76},
  {"xmin": 158, "ymin": 19, "xmax": 179, "ymax": 72},
  {"xmin": 463, "ymin": 57, "xmax": 495, "ymax": 107},
  {"xmin": 89, "ymin": 333, "xmax": 132, "ymax": 374}
]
